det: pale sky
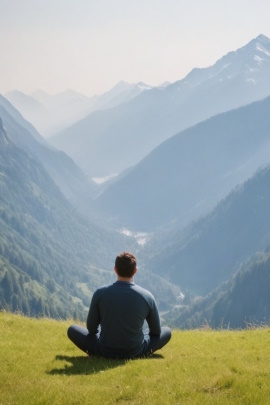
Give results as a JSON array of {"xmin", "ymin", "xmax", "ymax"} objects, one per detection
[{"xmin": 0, "ymin": 0, "xmax": 270, "ymax": 96}]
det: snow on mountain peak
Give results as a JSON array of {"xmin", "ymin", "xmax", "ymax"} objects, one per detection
[
  {"xmin": 254, "ymin": 54, "xmax": 264, "ymax": 64},
  {"xmin": 136, "ymin": 82, "xmax": 152, "ymax": 91},
  {"xmin": 255, "ymin": 34, "xmax": 270, "ymax": 44},
  {"xmin": 256, "ymin": 44, "xmax": 270, "ymax": 57},
  {"xmin": 174, "ymin": 34, "xmax": 270, "ymax": 89}
]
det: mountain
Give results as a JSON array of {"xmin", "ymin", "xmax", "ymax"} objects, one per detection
[
  {"xmin": 50, "ymin": 35, "xmax": 270, "ymax": 178},
  {"xmin": 0, "ymin": 94, "xmax": 97, "ymax": 212},
  {"xmin": 0, "ymin": 119, "xmax": 181, "ymax": 317},
  {"xmin": 5, "ymin": 82, "xmax": 151, "ymax": 137},
  {"xmin": 5, "ymin": 89, "xmax": 95, "ymax": 136},
  {"xmin": 88, "ymin": 81, "xmax": 152, "ymax": 111},
  {"xmin": 0, "ymin": 118, "xmax": 103, "ymax": 318},
  {"xmin": 0, "ymin": 93, "xmax": 45, "ymax": 143},
  {"xmin": 95, "ymin": 95, "xmax": 270, "ymax": 231},
  {"xmin": 168, "ymin": 249, "xmax": 270, "ymax": 329},
  {"xmin": 3, "ymin": 90, "xmax": 50, "ymax": 134},
  {"xmin": 145, "ymin": 164, "xmax": 270, "ymax": 295}
]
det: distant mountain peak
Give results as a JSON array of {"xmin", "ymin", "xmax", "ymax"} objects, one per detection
[
  {"xmin": 242, "ymin": 34, "xmax": 270, "ymax": 55},
  {"xmin": 107, "ymin": 81, "xmax": 131, "ymax": 93},
  {"xmin": 174, "ymin": 34, "xmax": 270, "ymax": 88},
  {"xmin": 105, "ymin": 80, "xmax": 152, "ymax": 94},
  {"xmin": 255, "ymin": 34, "xmax": 270, "ymax": 43},
  {"xmin": 158, "ymin": 81, "xmax": 171, "ymax": 89},
  {"xmin": 5, "ymin": 90, "xmax": 43, "ymax": 108},
  {"xmin": 136, "ymin": 82, "xmax": 152, "ymax": 91},
  {"xmin": 5, "ymin": 89, "xmax": 25, "ymax": 97},
  {"xmin": 31, "ymin": 89, "xmax": 50, "ymax": 98}
]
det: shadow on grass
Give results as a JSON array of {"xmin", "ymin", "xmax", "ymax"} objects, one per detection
[{"xmin": 48, "ymin": 353, "xmax": 164, "ymax": 376}]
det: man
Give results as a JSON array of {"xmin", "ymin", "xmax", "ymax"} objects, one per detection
[{"xmin": 67, "ymin": 252, "xmax": 171, "ymax": 358}]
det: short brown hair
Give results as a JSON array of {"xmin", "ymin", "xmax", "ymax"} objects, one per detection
[{"xmin": 115, "ymin": 252, "xmax": 137, "ymax": 278}]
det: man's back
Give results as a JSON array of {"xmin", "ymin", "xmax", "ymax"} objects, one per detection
[
  {"xmin": 67, "ymin": 252, "xmax": 171, "ymax": 359},
  {"xmin": 87, "ymin": 281, "xmax": 161, "ymax": 358}
]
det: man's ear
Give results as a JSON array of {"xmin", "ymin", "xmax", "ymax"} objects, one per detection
[
  {"xmin": 114, "ymin": 266, "xmax": 118, "ymax": 275},
  {"xmin": 133, "ymin": 267, "xmax": 137, "ymax": 275}
]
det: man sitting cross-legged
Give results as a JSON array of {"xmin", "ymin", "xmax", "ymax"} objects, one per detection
[{"xmin": 67, "ymin": 252, "xmax": 171, "ymax": 358}]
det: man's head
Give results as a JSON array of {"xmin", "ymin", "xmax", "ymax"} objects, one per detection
[{"xmin": 115, "ymin": 252, "xmax": 137, "ymax": 279}]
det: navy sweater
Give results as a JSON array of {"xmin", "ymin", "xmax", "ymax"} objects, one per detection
[{"xmin": 87, "ymin": 281, "xmax": 161, "ymax": 357}]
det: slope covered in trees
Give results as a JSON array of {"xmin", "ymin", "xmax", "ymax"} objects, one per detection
[
  {"xmin": 0, "ymin": 118, "xmax": 111, "ymax": 317},
  {"xmin": 146, "ymin": 165, "xmax": 270, "ymax": 295},
  {"xmin": 168, "ymin": 249, "xmax": 270, "ymax": 329},
  {"xmin": 0, "ymin": 95, "xmax": 96, "ymax": 214},
  {"xmin": 0, "ymin": 118, "xmax": 180, "ymax": 318}
]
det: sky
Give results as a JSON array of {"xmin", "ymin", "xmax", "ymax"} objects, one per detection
[{"xmin": 0, "ymin": 0, "xmax": 270, "ymax": 97}]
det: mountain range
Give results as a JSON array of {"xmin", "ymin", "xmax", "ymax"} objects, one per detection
[
  {"xmin": 95, "ymin": 95, "xmax": 270, "ymax": 231},
  {"xmin": 50, "ymin": 34, "xmax": 270, "ymax": 178},
  {"xmin": 5, "ymin": 81, "xmax": 152, "ymax": 137}
]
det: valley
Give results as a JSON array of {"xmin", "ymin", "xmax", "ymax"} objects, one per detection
[{"xmin": 1, "ymin": 34, "xmax": 270, "ymax": 329}]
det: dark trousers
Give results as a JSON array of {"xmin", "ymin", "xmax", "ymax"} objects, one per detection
[{"xmin": 67, "ymin": 324, "xmax": 171, "ymax": 358}]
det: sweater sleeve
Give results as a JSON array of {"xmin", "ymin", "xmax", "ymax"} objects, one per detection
[
  {"xmin": 86, "ymin": 290, "xmax": 101, "ymax": 335},
  {"xmin": 146, "ymin": 297, "xmax": 161, "ymax": 335}
]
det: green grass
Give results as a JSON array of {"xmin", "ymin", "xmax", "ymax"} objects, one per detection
[{"xmin": 1, "ymin": 312, "xmax": 270, "ymax": 404}]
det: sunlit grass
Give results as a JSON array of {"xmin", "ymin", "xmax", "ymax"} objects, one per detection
[{"xmin": 1, "ymin": 312, "xmax": 270, "ymax": 404}]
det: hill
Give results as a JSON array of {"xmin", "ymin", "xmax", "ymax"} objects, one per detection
[
  {"xmin": 168, "ymin": 249, "xmax": 270, "ymax": 330},
  {"xmin": 1, "ymin": 312, "xmax": 270, "ymax": 404},
  {"xmin": 50, "ymin": 35, "xmax": 270, "ymax": 178},
  {"xmin": 96, "ymin": 95, "xmax": 270, "ymax": 231},
  {"xmin": 145, "ymin": 165, "xmax": 270, "ymax": 295}
]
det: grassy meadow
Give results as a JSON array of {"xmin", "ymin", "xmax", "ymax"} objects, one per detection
[{"xmin": 1, "ymin": 312, "xmax": 270, "ymax": 404}]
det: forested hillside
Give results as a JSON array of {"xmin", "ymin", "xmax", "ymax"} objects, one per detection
[
  {"xmin": 168, "ymin": 249, "xmax": 270, "ymax": 329},
  {"xmin": 146, "ymin": 165, "xmax": 270, "ymax": 295},
  {"xmin": 0, "ymin": 95, "xmax": 97, "ymax": 213},
  {"xmin": 0, "ymin": 118, "xmax": 111, "ymax": 318},
  {"xmin": 0, "ymin": 118, "xmax": 180, "ymax": 318}
]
